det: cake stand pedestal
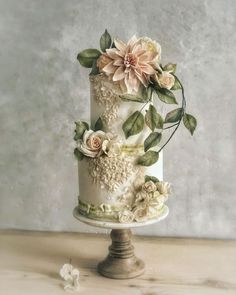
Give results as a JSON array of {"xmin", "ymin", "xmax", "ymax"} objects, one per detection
[{"xmin": 73, "ymin": 206, "xmax": 169, "ymax": 279}]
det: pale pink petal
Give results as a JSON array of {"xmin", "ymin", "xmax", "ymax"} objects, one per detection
[
  {"xmin": 139, "ymin": 64, "xmax": 156, "ymax": 75},
  {"xmin": 128, "ymin": 35, "xmax": 139, "ymax": 47},
  {"xmin": 133, "ymin": 78, "xmax": 140, "ymax": 92},
  {"xmin": 113, "ymin": 58, "xmax": 124, "ymax": 66},
  {"xmin": 139, "ymin": 52, "xmax": 157, "ymax": 62},
  {"xmin": 134, "ymin": 67, "xmax": 142, "ymax": 77},
  {"xmin": 113, "ymin": 66, "xmax": 125, "ymax": 81},
  {"xmin": 127, "ymin": 70, "xmax": 140, "ymax": 93},
  {"xmin": 114, "ymin": 38, "xmax": 126, "ymax": 52},
  {"xmin": 124, "ymin": 74, "xmax": 132, "ymax": 93},
  {"xmin": 132, "ymin": 44, "xmax": 142, "ymax": 55},
  {"xmin": 136, "ymin": 49, "xmax": 146, "ymax": 57},
  {"xmin": 102, "ymin": 62, "xmax": 117, "ymax": 74},
  {"xmin": 135, "ymin": 69, "xmax": 148, "ymax": 87},
  {"xmin": 129, "ymin": 68, "xmax": 136, "ymax": 81},
  {"xmin": 106, "ymin": 48, "xmax": 119, "ymax": 59},
  {"xmin": 115, "ymin": 51, "xmax": 125, "ymax": 58}
]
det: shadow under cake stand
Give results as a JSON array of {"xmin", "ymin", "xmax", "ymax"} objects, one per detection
[{"xmin": 73, "ymin": 205, "xmax": 169, "ymax": 279}]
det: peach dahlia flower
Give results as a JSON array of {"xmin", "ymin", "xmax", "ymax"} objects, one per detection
[{"xmin": 97, "ymin": 36, "xmax": 161, "ymax": 93}]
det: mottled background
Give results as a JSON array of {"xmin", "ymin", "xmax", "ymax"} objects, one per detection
[{"xmin": 0, "ymin": 0, "xmax": 235, "ymax": 238}]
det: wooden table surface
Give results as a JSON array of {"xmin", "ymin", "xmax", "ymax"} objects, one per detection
[{"xmin": 0, "ymin": 230, "xmax": 235, "ymax": 295}]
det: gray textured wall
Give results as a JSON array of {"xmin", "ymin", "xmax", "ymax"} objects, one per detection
[{"xmin": 0, "ymin": 0, "xmax": 235, "ymax": 239}]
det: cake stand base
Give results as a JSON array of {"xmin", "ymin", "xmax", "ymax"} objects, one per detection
[
  {"xmin": 97, "ymin": 229, "xmax": 144, "ymax": 279},
  {"xmin": 73, "ymin": 206, "xmax": 169, "ymax": 279}
]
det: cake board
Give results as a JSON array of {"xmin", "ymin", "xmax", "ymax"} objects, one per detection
[{"xmin": 73, "ymin": 205, "xmax": 169, "ymax": 279}]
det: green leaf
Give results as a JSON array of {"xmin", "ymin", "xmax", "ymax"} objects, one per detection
[
  {"xmin": 120, "ymin": 85, "xmax": 152, "ymax": 103},
  {"xmin": 163, "ymin": 63, "xmax": 177, "ymax": 73},
  {"xmin": 82, "ymin": 121, "xmax": 89, "ymax": 129},
  {"xmin": 137, "ymin": 151, "xmax": 159, "ymax": 166},
  {"xmin": 155, "ymin": 87, "xmax": 178, "ymax": 104},
  {"xmin": 183, "ymin": 113, "xmax": 197, "ymax": 135},
  {"xmin": 171, "ymin": 75, "xmax": 182, "ymax": 90},
  {"xmin": 140, "ymin": 84, "xmax": 153, "ymax": 100},
  {"xmin": 94, "ymin": 117, "xmax": 104, "ymax": 131},
  {"xmin": 100, "ymin": 29, "xmax": 112, "ymax": 52},
  {"xmin": 165, "ymin": 108, "xmax": 183, "ymax": 123},
  {"xmin": 145, "ymin": 175, "xmax": 159, "ymax": 183},
  {"xmin": 122, "ymin": 111, "xmax": 144, "ymax": 139},
  {"xmin": 120, "ymin": 94, "xmax": 148, "ymax": 103},
  {"xmin": 145, "ymin": 105, "xmax": 163, "ymax": 131},
  {"xmin": 74, "ymin": 121, "xmax": 89, "ymax": 140},
  {"xmin": 89, "ymin": 59, "xmax": 100, "ymax": 75},
  {"xmin": 77, "ymin": 49, "xmax": 101, "ymax": 68},
  {"xmin": 144, "ymin": 132, "xmax": 162, "ymax": 152},
  {"xmin": 74, "ymin": 148, "xmax": 84, "ymax": 161}
]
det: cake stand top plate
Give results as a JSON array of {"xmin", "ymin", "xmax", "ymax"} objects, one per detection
[{"xmin": 73, "ymin": 205, "xmax": 169, "ymax": 229}]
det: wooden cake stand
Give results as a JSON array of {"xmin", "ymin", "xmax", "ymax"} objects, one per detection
[{"xmin": 73, "ymin": 206, "xmax": 169, "ymax": 279}]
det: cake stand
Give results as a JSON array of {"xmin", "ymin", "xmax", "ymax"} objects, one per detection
[{"xmin": 73, "ymin": 205, "xmax": 169, "ymax": 279}]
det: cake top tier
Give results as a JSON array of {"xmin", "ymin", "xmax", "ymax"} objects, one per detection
[{"xmin": 75, "ymin": 30, "xmax": 197, "ymax": 167}]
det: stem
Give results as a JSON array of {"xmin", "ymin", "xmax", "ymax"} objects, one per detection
[
  {"xmin": 163, "ymin": 122, "xmax": 179, "ymax": 130},
  {"xmin": 156, "ymin": 77, "xmax": 186, "ymax": 154}
]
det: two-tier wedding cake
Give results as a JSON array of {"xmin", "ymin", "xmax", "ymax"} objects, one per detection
[{"xmin": 74, "ymin": 30, "xmax": 196, "ymax": 224}]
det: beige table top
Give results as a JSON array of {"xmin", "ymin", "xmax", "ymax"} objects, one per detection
[{"xmin": 0, "ymin": 230, "xmax": 235, "ymax": 295}]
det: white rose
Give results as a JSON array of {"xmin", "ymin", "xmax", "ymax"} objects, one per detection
[
  {"xmin": 133, "ymin": 206, "xmax": 149, "ymax": 222},
  {"xmin": 141, "ymin": 37, "xmax": 161, "ymax": 62},
  {"xmin": 118, "ymin": 209, "xmax": 134, "ymax": 223},
  {"xmin": 142, "ymin": 180, "xmax": 157, "ymax": 193},
  {"xmin": 134, "ymin": 190, "xmax": 150, "ymax": 208},
  {"xmin": 153, "ymin": 192, "xmax": 167, "ymax": 209},
  {"xmin": 157, "ymin": 71, "xmax": 175, "ymax": 90},
  {"xmin": 102, "ymin": 138, "xmax": 121, "ymax": 157},
  {"xmin": 78, "ymin": 130, "xmax": 115, "ymax": 158},
  {"xmin": 156, "ymin": 181, "xmax": 171, "ymax": 197}
]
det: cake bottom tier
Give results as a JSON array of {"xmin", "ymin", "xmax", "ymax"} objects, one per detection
[
  {"xmin": 78, "ymin": 149, "xmax": 167, "ymax": 224},
  {"xmin": 77, "ymin": 198, "xmax": 168, "ymax": 223}
]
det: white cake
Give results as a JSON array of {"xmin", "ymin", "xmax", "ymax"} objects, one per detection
[{"xmin": 74, "ymin": 31, "xmax": 196, "ymax": 223}]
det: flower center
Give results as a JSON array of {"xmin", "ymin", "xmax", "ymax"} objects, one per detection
[
  {"xmin": 124, "ymin": 53, "xmax": 137, "ymax": 68},
  {"xmin": 87, "ymin": 136, "xmax": 102, "ymax": 150}
]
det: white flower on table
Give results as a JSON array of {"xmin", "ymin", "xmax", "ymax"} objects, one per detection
[{"xmin": 59, "ymin": 263, "xmax": 80, "ymax": 292}]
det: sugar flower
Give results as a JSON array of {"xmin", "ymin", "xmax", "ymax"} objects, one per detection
[
  {"xmin": 155, "ymin": 71, "xmax": 175, "ymax": 90},
  {"xmin": 140, "ymin": 37, "xmax": 161, "ymax": 62},
  {"xmin": 77, "ymin": 130, "xmax": 118, "ymax": 158},
  {"xmin": 133, "ymin": 206, "xmax": 149, "ymax": 222},
  {"xmin": 118, "ymin": 209, "xmax": 134, "ymax": 223},
  {"xmin": 155, "ymin": 181, "xmax": 171, "ymax": 198},
  {"xmin": 97, "ymin": 35, "xmax": 161, "ymax": 93},
  {"xmin": 142, "ymin": 180, "xmax": 157, "ymax": 193},
  {"xmin": 59, "ymin": 263, "xmax": 80, "ymax": 292}
]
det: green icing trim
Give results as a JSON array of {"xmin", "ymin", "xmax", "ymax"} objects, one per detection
[{"xmin": 78, "ymin": 198, "xmax": 165, "ymax": 223}]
